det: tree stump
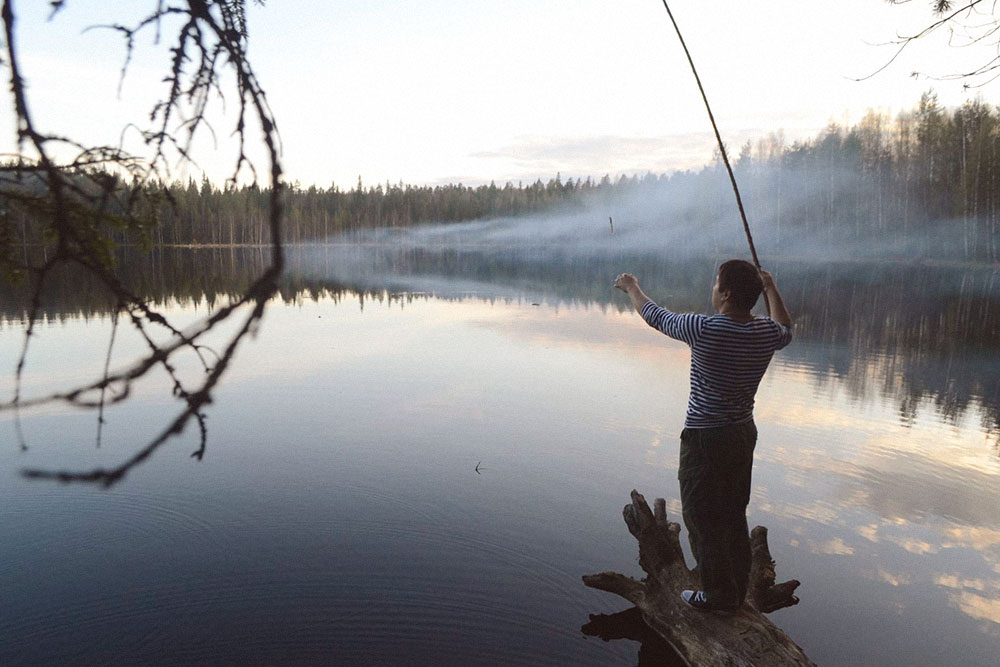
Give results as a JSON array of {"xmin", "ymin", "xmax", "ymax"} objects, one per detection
[{"xmin": 583, "ymin": 490, "xmax": 815, "ymax": 667}]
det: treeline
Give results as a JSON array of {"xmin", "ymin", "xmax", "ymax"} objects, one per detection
[
  {"xmin": 4, "ymin": 92, "xmax": 1000, "ymax": 261},
  {"xmin": 730, "ymin": 91, "xmax": 1000, "ymax": 261},
  {"xmin": 142, "ymin": 173, "xmax": 595, "ymax": 246}
]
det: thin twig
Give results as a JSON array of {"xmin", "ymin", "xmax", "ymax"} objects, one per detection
[{"xmin": 95, "ymin": 306, "xmax": 120, "ymax": 448}]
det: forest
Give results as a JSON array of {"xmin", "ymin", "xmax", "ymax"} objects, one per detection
[{"xmin": 3, "ymin": 92, "xmax": 1000, "ymax": 262}]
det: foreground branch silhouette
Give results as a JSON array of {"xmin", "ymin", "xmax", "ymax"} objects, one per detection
[
  {"xmin": 1, "ymin": 0, "xmax": 283, "ymax": 485},
  {"xmin": 875, "ymin": 2, "xmax": 1000, "ymax": 88}
]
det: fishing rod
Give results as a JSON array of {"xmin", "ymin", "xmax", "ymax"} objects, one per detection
[{"xmin": 659, "ymin": 0, "xmax": 768, "ymax": 303}]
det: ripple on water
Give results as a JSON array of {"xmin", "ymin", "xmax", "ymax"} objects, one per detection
[{"xmin": 0, "ymin": 480, "xmax": 627, "ymax": 666}]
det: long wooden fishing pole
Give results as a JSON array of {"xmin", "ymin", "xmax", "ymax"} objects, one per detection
[{"xmin": 658, "ymin": 1, "xmax": 765, "ymax": 279}]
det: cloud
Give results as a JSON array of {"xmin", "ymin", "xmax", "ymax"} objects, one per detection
[
  {"xmin": 759, "ymin": 498, "xmax": 842, "ymax": 525},
  {"xmin": 949, "ymin": 591, "xmax": 1000, "ymax": 625},
  {"xmin": 857, "ymin": 524, "xmax": 880, "ymax": 542},
  {"xmin": 830, "ymin": 461, "xmax": 1000, "ymax": 532},
  {"xmin": 886, "ymin": 536, "xmax": 938, "ymax": 555},
  {"xmin": 807, "ymin": 536, "xmax": 855, "ymax": 555},
  {"xmin": 877, "ymin": 568, "xmax": 912, "ymax": 586},
  {"xmin": 942, "ymin": 527, "xmax": 1000, "ymax": 552},
  {"xmin": 760, "ymin": 439, "xmax": 1000, "ymax": 532},
  {"xmin": 469, "ymin": 130, "xmax": 772, "ymax": 179},
  {"xmin": 934, "ymin": 575, "xmax": 988, "ymax": 592}
]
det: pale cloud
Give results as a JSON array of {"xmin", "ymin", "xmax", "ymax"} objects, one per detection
[
  {"xmin": 643, "ymin": 442, "xmax": 677, "ymax": 470},
  {"xmin": 759, "ymin": 436, "xmax": 1000, "ymax": 531},
  {"xmin": 877, "ymin": 568, "xmax": 912, "ymax": 587},
  {"xmin": 857, "ymin": 524, "xmax": 880, "ymax": 543},
  {"xmin": 762, "ymin": 499, "xmax": 842, "ymax": 526},
  {"xmin": 934, "ymin": 575, "xmax": 988, "ymax": 592},
  {"xmin": 949, "ymin": 591, "xmax": 1000, "ymax": 625},
  {"xmin": 807, "ymin": 537, "xmax": 855, "ymax": 556},
  {"xmin": 469, "ymin": 132, "xmax": 743, "ymax": 179},
  {"xmin": 887, "ymin": 536, "xmax": 938, "ymax": 555},
  {"xmin": 755, "ymin": 399, "xmax": 872, "ymax": 437},
  {"xmin": 466, "ymin": 306, "xmax": 678, "ymax": 354},
  {"xmin": 665, "ymin": 497, "xmax": 683, "ymax": 517},
  {"xmin": 942, "ymin": 527, "xmax": 1000, "ymax": 552}
]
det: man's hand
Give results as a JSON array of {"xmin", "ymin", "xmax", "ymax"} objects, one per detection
[
  {"xmin": 615, "ymin": 272, "xmax": 653, "ymax": 314},
  {"xmin": 614, "ymin": 272, "xmax": 638, "ymax": 293},
  {"xmin": 758, "ymin": 269, "xmax": 792, "ymax": 327},
  {"xmin": 759, "ymin": 269, "xmax": 777, "ymax": 292}
]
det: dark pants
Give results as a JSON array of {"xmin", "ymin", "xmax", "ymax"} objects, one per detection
[{"xmin": 678, "ymin": 421, "xmax": 757, "ymax": 606}]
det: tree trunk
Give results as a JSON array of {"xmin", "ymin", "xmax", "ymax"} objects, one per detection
[{"xmin": 583, "ymin": 490, "xmax": 815, "ymax": 667}]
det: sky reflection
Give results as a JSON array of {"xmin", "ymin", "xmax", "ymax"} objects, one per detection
[{"xmin": 3, "ymin": 259, "xmax": 1000, "ymax": 664}]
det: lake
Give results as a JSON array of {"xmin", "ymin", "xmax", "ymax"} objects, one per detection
[{"xmin": 1, "ymin": 245, "xmax": 998, "ymax": 665}]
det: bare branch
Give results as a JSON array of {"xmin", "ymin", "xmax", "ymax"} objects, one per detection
[
  {"xmin": 2, "ymin": 0, "xmax": 284, "ymax": 484},
  {"xmin": 867, "ymin": 1, "xmax": 1000, "ymax": 86}
]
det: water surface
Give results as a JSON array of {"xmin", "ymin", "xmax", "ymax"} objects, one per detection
[{"xmin": 1, "ymin": 247, "xmax": 998, "ymax": 665}]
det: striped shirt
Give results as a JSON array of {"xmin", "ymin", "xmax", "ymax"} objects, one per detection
[{"xmin": 640, "ymin": 300, "xmax": 792, "ymax": 428}]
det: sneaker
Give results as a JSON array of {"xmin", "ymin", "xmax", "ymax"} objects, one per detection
[{"xmin": 680, "ymin": 589, "xmax": 739, "ymax": 612}]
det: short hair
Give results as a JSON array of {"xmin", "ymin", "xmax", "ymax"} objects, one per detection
[{"xmin": 718, "ymin": 259, "xmax": 763, "ymax": 310}]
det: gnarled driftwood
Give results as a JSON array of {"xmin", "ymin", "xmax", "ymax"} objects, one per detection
[{"xmin": 583, "ymin": 490, "xmax": 815, "ymax": 666}]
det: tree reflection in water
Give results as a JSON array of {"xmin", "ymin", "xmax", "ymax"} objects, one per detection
[{"xmin": 3, "ymin": 245, "xmax": 998, "ymax": 455}]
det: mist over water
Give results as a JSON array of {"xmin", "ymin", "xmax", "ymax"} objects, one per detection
[
  {"xmin": 331, "ymin": 186, "xmax": 763, "ymax": 260},
  {"xmin": 299, "ymin": 199, "xmax": 743, "ymax": 302},
  {"xmin": 284, "ymin": 174, "xmax": 995, "ymax": 315},
  {"xmin": 319, "ymin": 167, "xmax": 989, "ymax": 270}
]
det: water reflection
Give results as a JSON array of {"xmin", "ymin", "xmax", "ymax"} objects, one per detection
[
  {"xmin": 2, "ymin": 251, "xmax": 999, "ymax": 665},
  {"xmin": 3, "ymin": 245, "xmax": 998, "ymax": 467},
  {"xmin": 581, "ymin": 608, "xmax": 686, "ymax": 667},
  {"xmin": 3, "ymin": 246, "xmax": 998, "ymax": 439}
]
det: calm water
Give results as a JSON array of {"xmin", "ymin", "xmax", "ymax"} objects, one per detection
[{"xmin": 1, "ymin": 246, "xmax": 999, "ymax": 666}]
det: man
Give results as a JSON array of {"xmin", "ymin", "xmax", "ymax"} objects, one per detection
[{"xmin": 614, "ymin": 260, "xmax": 792, "ymax": 612}]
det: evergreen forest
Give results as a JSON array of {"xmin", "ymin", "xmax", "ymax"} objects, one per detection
[{"xmin": 4, "ymin": 92, "xmax": 1000, "ymax": 263}]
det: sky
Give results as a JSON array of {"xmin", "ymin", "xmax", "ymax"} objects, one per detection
[{"xmin": 1, "ymin": 0, "xmax": 997, "ymax": 188}]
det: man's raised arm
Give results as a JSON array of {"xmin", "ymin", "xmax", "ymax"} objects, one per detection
[{"xmin": 614, "ymin": 272, "xmax": 653, "ymax": 314}]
